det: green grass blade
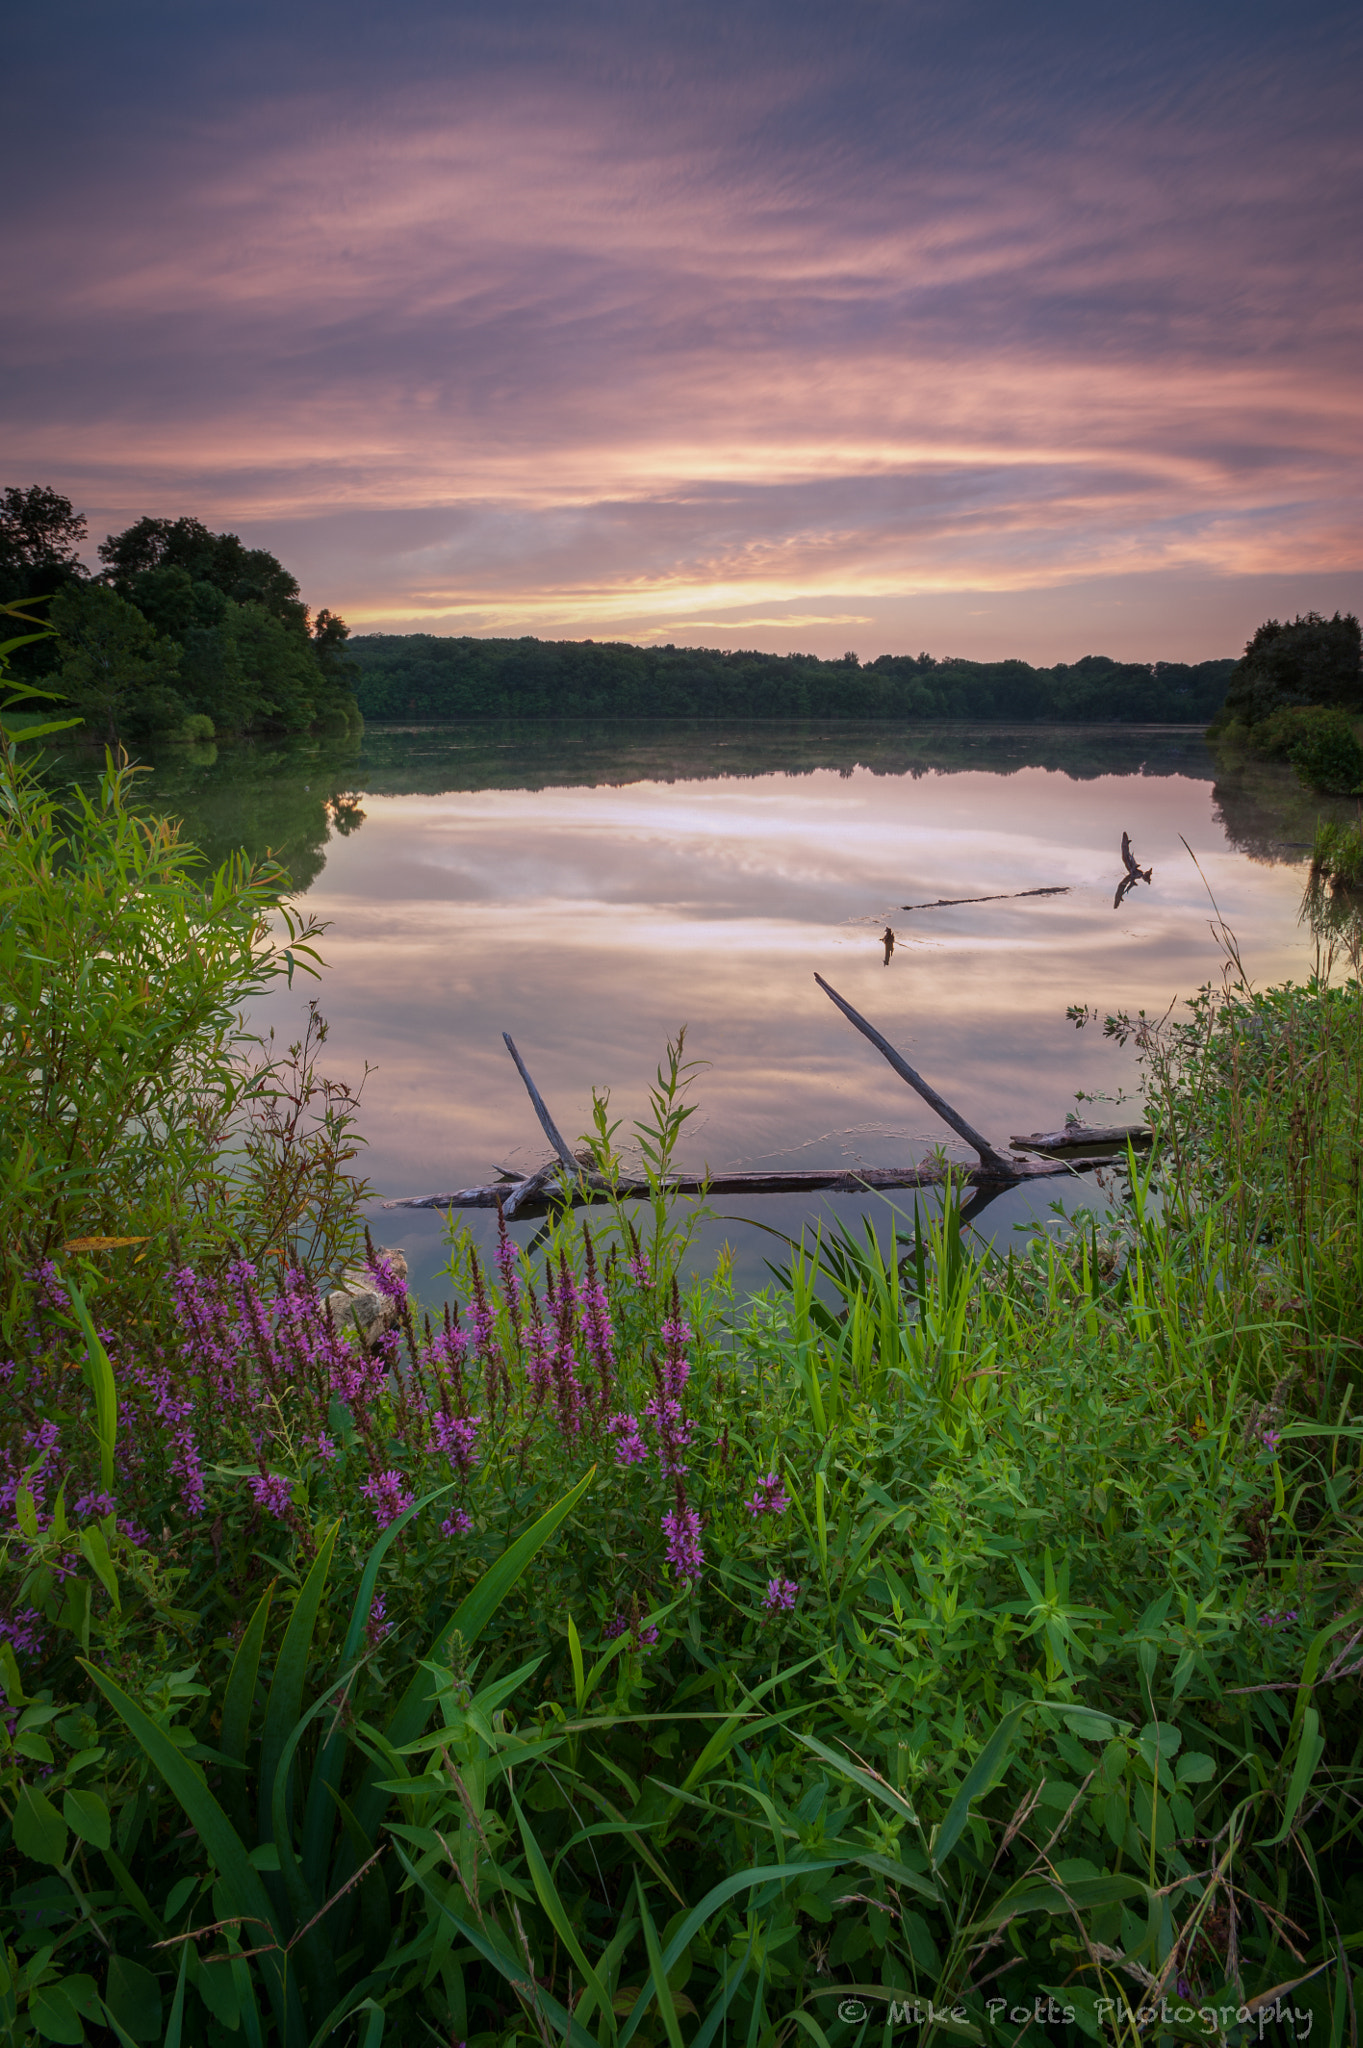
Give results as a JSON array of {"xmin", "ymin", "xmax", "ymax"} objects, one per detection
[
  {"xmin": 932, "ymin": 1701, "xmax": 1031, "ymax": 1870},
  {"xmin": 511, "ymin": 1787, "xmax": 616, "ymax": 2036},
  {"xmin": 390, "ymin": 1842, "xmax": 600, "ymax": 2048},
  {"xmin": 302, "ymin": 1486, "xmax": 454, "ymax": 1896},
  {"xmin": 222, "ymin": 1584, "xmax": 274, "ymax": 1767},
  {"xmin": 617, "ymin": 1861, "xmax": 844, "ymax": 2048},
  {"xmin": 259, "ymin": 1523, "xmax": 338, "ymax": 1849},
  {"xmin": 635, "ymin": 1874, "xmax": 685, "ymax": 2048},
  {"xmin": 80, "ymin": 1659, "xmax": 295, "ymax": 2042},
  {"xmin": 65, "ymin": 1275, "xmax": 117, "ymax": 1493},
  {"xmin": 163, "ymin": 1943, "xmax": 189, "ymax": 2048}
]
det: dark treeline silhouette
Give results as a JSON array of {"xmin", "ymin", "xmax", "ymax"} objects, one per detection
[
  {"xmin": 0, "ymin": 484, "xmax": 361, "ymax": 743},
  {"xmin": 350, "ymin": 633, "xmax": 1236, "ymax": 723}
]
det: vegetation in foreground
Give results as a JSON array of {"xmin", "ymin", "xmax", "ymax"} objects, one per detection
[{"xmin": 3, "ymin": 635, "xmax": 1363, "ymax": 2047}]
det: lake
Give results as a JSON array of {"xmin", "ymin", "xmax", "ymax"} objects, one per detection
[{"xmin": 121, "ymin": 720, "xmax": 1330, "ymax": 1298}]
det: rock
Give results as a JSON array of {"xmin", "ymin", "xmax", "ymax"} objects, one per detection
[{"xmin": 327, "ymin": 1245, "xmax": 407, "ymax": 1350}]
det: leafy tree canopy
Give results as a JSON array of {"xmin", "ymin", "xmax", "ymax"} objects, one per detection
[
  {"xmin": 99, "ymin": 514, "xmax": 307, "ymax": 629},
  {"xmin": 1218, "ymin": 610, "xmax": 1362, "ymax": 729},
  {"xmin": 3, "ymin": 488, "xmax": 364, "ymax": 745}
]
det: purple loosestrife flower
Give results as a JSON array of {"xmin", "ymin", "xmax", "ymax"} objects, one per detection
[
  {"xmin": 662, "ymin": 1491, "xmax": 704, "ymax": 1586},
  {"xmin": 744, "ymin": 1473, "xmax": 790, "ymax": 1518},
  {"xmin": 368, "ymin": 1254, "xmax": 407, "ymax": 1304},
  {"xmin": 522, "ymin": 1286, "xmax": 554, "ymax": 1403},
  {"xmin": 495, "ymin": 1206, "xmax": 523, "ymax": 1342},
  {"xmin": 607, "ymin": 1413, "xmax": 648, "ymax": 1467},
  {"xmin": 28, "ymin": 1261, "xmax": 70, "ymax": 1315},
  {"xmin": 228, "ymin": 1259, "xmax": 283, "ymax": 1392},
  {"xmin": 313, "ymin": 1434, "xmax": 338, "ymax": 1462},
  {"xmin": 361, "ymin": 1469, "xmax": 414, "ymax": 1530},
  {"xmin": 0, "ymin": 1608, "xmax": 47, "ymax": 1658},
  {"xmin": 643, "ymin": 1394, "xmax": 693, "ymax": 1477},
  {"xmin": 550, "ymin": 1265, "xmax": 586, "ymax": 1435},
  {"xmin": 171, "ymin": 1267, "xmax": 238, "ymax": 1403},
  {"xmin": 581, "ymin": 1228, "xmax": 615, "ymax": 1401},
  {"xmin": 626, "ymin": 1225, "xmax": 652, "ymax": 1291},
  {"xmin": 604, "ymin": 1612, "xmax": 629, "ymax": 1640},
  {"xmin": 1261, "ymin": 1429, "xmax": 1281, "ymax": 1455},
  {"xmin": 440, "ymin": 1508, "xmax": 473, "ymax": 1538},
  {"xmin": 659, "ymin": 1280, "xmax": 692, "ymax": 1401},
  {"xmin": 249, "ymin": 1473, "xmax": 293, "ymax": 1518},
  {"xmin": 467, "ymin": 1251, "xmax": 508, "ymax": 1416},
  {"xmin": 74, "ymin": 1491, "xmax": 117, "ymax": 1521},
  {"xmin": 366, "ymin": 1594, "xmax": 392, "ymax": 1646},
  {"xmin": 762, "ymin": 1578, "xmax": 799, "ymax": 1616},
  {"xmin": 430, "ymin": 1413, "xmax": 481, "ymax": 1475}
]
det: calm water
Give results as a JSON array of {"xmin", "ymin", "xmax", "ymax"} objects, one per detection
[{"xmin": 119, "ymin": 720, "xmax": 1326, "ymax": 1296}]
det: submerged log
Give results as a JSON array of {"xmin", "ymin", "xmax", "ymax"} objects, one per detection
[
  {"xmin": 1010, "ymin": 1122, "xmax": 1151, "ymax": 1156},
  {"xmin": 383, "ymin": 1153, "xmax": 1111, "ymax": 1217}
]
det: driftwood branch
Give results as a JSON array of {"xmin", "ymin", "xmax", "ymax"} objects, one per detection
[
  {"xmin": 900, "ymin": 886, "xmax": 1069, "ymax": 911},
  {"xmin": 813, "ymin": 975, "xmax": 1014, "ymax": 1173},
  {"xmin": 383, "ymin": 1154, "xmax": 1110, "ymax": 1217},
  {"xmin": 502, "ymin": 1033, "xmax": 578, "ymax": 1171},
  {"xmin": 1010, "ymin": 1122, "xmax": 1151, "ymax": 1156}
]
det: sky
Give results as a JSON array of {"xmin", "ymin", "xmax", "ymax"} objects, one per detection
[{"xmin": 6, "ymin": 0, "xmax": 1361, "ymax": 663}]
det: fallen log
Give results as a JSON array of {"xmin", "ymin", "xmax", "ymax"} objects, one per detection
[
  {"xmin": 383, "ymin": 1153, "xmax": 1112, "ymax": 1216},
  {"xmin": 1010, "ymin": 1122, "xmax": 1151, "ymax": 1156}
]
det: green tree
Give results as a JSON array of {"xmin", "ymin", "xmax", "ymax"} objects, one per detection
[
  {"xmin": 99, "ymin": 515, "xmax": 308, "ymax": 629},
  {"xmin": 225, "ymin": 599, "xmax": 321, "ymax": 732},
  {"xmin": 49, "ymin": 583, "xmax": 185, "ymax": 743},
  {"xmin": 1217, "ymin": 610, "xmax": 1362, "ymax": 729}
]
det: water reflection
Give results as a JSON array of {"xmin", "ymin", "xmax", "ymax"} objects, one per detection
[{"xmin": 52, "ymin": 720, "xmax": 1334, "ymax": 1298}]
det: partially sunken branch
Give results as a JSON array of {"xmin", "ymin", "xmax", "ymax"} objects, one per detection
[{"xmin": 813, "ymin": 974, "xmax": 1014, "ymax": 1173}]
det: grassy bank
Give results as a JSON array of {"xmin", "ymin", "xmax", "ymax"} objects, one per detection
[{"xmin": 3, "ymin": 681, "xmax": 1363, "ymax": 2046}]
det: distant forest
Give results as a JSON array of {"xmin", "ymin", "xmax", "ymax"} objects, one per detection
[{"xmin": 350, "ymin": 635, "xmax": 1237, "ymax": 724}]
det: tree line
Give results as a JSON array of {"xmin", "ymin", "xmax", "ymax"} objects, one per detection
[
  {"xmin": 7, "ymin": 482, "xmax": 1357, "ymax": 744},
  {"xmin": 348, "ymin": 632, "xmax": 1237, "ymax": 723},
  {"xmin": 0, "ymin": 484, "xmax": 361, "ymax": 742}
]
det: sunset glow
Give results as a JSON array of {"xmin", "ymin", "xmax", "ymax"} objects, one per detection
[{"xmin": 8, "ymin": 0, "xmax": 1359, "ymax": 660}]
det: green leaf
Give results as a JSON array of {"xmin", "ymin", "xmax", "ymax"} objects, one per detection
[
  {"xmin": 77, "ymin": 1526, "xmax": 119, "ymax": 1613},
  {"xmin": 617, "ymin": 1860, "xmax": 845, "ymax": 2048},
  {"xmin": 62, "ymin": 1788, "xmax": 110, "ymax": 1852},
  {"xmin": 1269, "ymin": 1705, "xmax": 1327, "ymax": 1846},
  {"xmin": 65, "ymin": 1275, "xmax": 118, "ymax": 1494},
  {"xmin": 635, "ymin": 1875, "xmax": 685, "ymax": 2048},
  {"xmin": 352, "ymin": 1465, "xmax": 597, "ymax": 1845},
  {"xmin": 79, "ymin": 1659, "xmax": 295, "ymax": 2043},
  {"xmin": 966, "ymin": 1874, "xmax": 1151, "ymax": 1933},
  {"xmin": 302, "ymin": 1479, "xmax": 456, "ymax": 1895},
  {"xmin": 933, "ymin": 1702, "xmax": 1031, "ymax": 1870},
  {"xmin": 259, "ymin": 1523, "xmax": 337, "ymax": 1847},
  {"xmin": 31, "ymin": 1984, "xmax": 85, "ymax": 2044},
  {"xmin": 510, "ymin": 1787, "xmax": 615, "ymax": 2037},
  {"xmin": 105, "ymin": 1955, "xmax": 162, "ymax": 2041},
  {"xmin": 15, "ymin": 1783, "xmax": 68, "ymax": 1867},
  {"xmin": 221, "ymin": 1582, "xmax": 273, "ymax": 1774}
]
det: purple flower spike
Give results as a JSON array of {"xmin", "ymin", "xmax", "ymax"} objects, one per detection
[
  {"xmin": 361, "ymin": 1469, "xmax": 415, "ymax": 1529},
  {"xmin": 440, "ymin": 1507, "xmax": 473, "ymax": 1537},
  {"xmin": 762, "ymin": 1577, "xmax": 799, "ymax": 1616},
  {"xmin": 249, "ymin": 1473, "xmax": 293, "ymax": 1518},
  {"xmin": 607, "ymin": 1413, "xmax": 648, "ymax": 1467},
  {"xmin": 744, "ymin": 1472, "xmax": 790, "ymax": 1518},
  {"xmin": 662, "ymin": 1501, "xmax": 704, "ymax": 1585},
  {"xmin": 430, "ymin": 1413, "xmax": 481, "ymax": 1474}
]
